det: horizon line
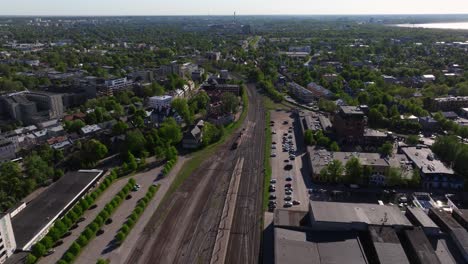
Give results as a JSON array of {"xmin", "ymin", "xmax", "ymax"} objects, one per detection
[{"xmin": 1, "ymin": 13, "xmax": 468, "ymax": 17}]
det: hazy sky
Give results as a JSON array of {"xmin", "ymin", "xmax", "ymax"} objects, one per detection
[{"xmin": 1, "ymin": 0, "xmax": 468, "ymax": 16}]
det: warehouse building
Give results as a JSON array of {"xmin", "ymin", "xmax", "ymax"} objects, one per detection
[
  {"xmin": 405, "ymin": 206, "xmax": 440, "ymax": 235},
  {"xmin": 10, "ymin": 170, "xmax": 104, "ymax": 251},
  {"xmin": 274, "ymin": 228, "xmax": 369, "ymax": 264},
  {"xmin": 402, "ymin": 227, "xmax": 442, "ymax": 264},
  {"xmin": 368, "ymin": 226, "xmax": 410, "ymax": 264},
  {"xmin": 428, "ymin": 208, "xmax": 468, "ymax": 262}
]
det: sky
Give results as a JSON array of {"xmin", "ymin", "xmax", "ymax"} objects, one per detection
[{"xmin": 1, "ymin": 0, "xmax": 468, "ymax": 16}]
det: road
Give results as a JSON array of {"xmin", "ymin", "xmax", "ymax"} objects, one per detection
[{"xmin": 124, "ymin": 83, "xmax": 265, "ymax": 264}]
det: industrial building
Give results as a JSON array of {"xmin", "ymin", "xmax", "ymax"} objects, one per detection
[
  {"xmin": 274, "ymin": 228, "xmax": 369, "ymax": 264},
  {"xmin": 405, "ymin": 206, "xmax": 440, "ymax": 235},
  {"xmin": 368, "ymin": 226, "xmax": 410, "ymax": 264},
  {"xmin": 402, "ymin": 228, "xmax": 442, "ymax": 264},
  {"xmin": 9, "ymin": 170, "xmax": 104, "ymax": 252},
  {"xmin": 428, "ymin": 208, "xmax": 468, "ymax": 262},
  {"xmin": 309, "ymin": 201, "xmax": 413, "ymax": 231}
]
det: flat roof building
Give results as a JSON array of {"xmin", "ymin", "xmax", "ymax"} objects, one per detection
[
  {"xmin": 405, "ymin": 206, "xmax": 440, "ymax": 235},
  {"xmin": 368, "ymin": 226, "xmax": 410, "ymax": 264},
  {"xmin": 401, "ymin": 146, "xmax": 462, "ymax": 190},
  {"xmin": 428, "ymin": 208, "xmax": 468, "ymax": 262},
  {"xmin": 274, "ymin": 228, "xmax": 368, "ymax": 264},
  {"xmin": 11, "ymin": 170, "xmax": 104, "ymax": 250},
  {"xmin": 309, "ymin": 201, "xmax": 412, "ymax": 231},
  {"xmin": 403, "ymin": 228, "xmax": 442, "ymax": 264}
]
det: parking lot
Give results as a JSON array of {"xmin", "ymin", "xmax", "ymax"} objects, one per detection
[{"xmin": 268, "ymin": 109, "xmax": 309, "ymax": 212}]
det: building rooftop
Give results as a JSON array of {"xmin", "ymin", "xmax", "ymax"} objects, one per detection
[
  {"xmin": 406, "ymin": 207, "xmax": 439, "ymax": 230},
  {"xmin": 404, "ymin": 228, "xmax": 442, "ymax": 264},
  {"xmin": 80, "ymin": 124, "xmax": 102, "ymax": 134},
  {"xmin": 310, "ymin": 201, "xmax": 412, "ymax": 227},
  {"xmin": 401, "ymin": 147, "xmax": 454, "ymax": 175},
  {"xmin": 308, "ymin": 149, "xmax": 393, "ymax": 175},
  {"xmin": 274, "ymin": 228, "xmax": 368, "ymax": 264},
  {"xmin": 11, "ymin": 170, "xmax": 103, "ymax": 250},
  {"xmin": 274, "ymin": 209, "xmax": 309, "ymax": 228},
  {"xmin": 369, "ymin": 226, "xmax": 410, "ymax": 264},
  {"xmin": 433, "ymin": 96, "xmax": 468, "ymax": 102},
  {"xmin": 340, "ymin": 106, "xmax": 365, "ymax": 116},
  {"xmin": 149, "ymin": 95, "xmax": 173, "ymax": 100}
]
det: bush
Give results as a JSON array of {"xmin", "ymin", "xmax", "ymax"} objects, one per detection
[
  {"xmin": 62, "ymin": 252, "xmax": 75, "ymax": 263},
  {"xmin": 116, "ymin": 232, "xmax": 126, "ymax": 243},
  {"xmin": 41, "ymin": 235, "xmax": 53, "ymax": 249},
  {"xmin": 77, "ymin": 235, "xmax": 88, "ymax": 247},
  {"xmin": 69, "ymin": 242, "xmax": 81, "ymax": 256},
  {"xmin": 31, "ymin": 242, "xmax": 46, "ymax": 257},
  {"xmin": 121, "ymin": 224, "xmax": 129, "ymax": 234},
  {"xmin": 25, "ymin": 253, "xmax": 37, "ymax": 264},
  {"xmin": 83, "ymin": 228, "xmax": 94, "ymax": 240},
  {"xmin": 127, "ymin": 218, "xmax": 135, "ymax": 228},
  {"xmin": 89, "ymin": 222, "xmax": 100, "ymax": 233}
]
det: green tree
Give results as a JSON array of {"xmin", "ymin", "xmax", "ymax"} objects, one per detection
[
  {"xmin": 220, "ymin": 92, "xmax": 240, "ymax": 114},
  {"xmin": 345, "ymin": 157, "xmax": 362, "ymax": 184},
  {"xmin": 379, "ymin": 142, "xmax": 393, "ymax": 157},
  {"xmin": 327, "ymin": 160, "xmax": 344, "ymax": 183},
  {"xmin": 32, "ymin": 242, "xmax": 46, "ymax": 257},
  {"xmin": 25, "ymin": 254, "xmax": 37, "ymax": 264},
  {"xmin": 125, "ymin": 130, "xmax": 147, "ymax": 157},
  {"xmin": 171, "ymin": 98, "xmax": 193, "ymax": 124},
  {"xmin": 406, "ymin": 135, "xmax": 420, "ymax": 145},
  {"xmin": 329, "ymin": 142, "xmax": 340, "ymax": 151},
  {"xmin": 158, "ymin": 118, "xmax": 182, "ymax": 144},
  {"xmin": 112, "ymin": 121, "xmax": 128, "ymax": 135}
]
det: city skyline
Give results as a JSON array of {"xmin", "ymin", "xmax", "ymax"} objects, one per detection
[{"xmin": 1, "ymin": 0, "xmax": 468, "ymax": 16}]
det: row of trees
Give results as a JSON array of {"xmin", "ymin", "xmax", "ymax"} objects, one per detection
[
  {"xmin": 26, "ymin": 171, "xmax": 119, "ymax": 263},
  {"xmin": 56, "ymin": 179, "xmax": 136, "ymax": 264},
  {"xmin": 432, "ymin": 136, "xmax": 468, "ymax": 180},
  {"xmin": 115, "ymin": 184, "xmax": 159, "ymax": 245}
]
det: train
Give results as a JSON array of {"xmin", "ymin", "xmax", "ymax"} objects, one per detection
[{"xmin": 231, "ymin": 132, "xmax": 243, "ymax": 150}]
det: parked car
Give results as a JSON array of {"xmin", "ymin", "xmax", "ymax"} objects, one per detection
[
  {"xmin": 285, "ymin": 190, "xmax": 292, "ymax": 195},
  {"xmin": 61, "ymin": 231, "xmax": 72, "ymax": 238},
  {"xmin": 269, "ymin": 194, "xmax": 277, "ymax": 200},
  {"xmin": 105, "ymin": 218, "xmax": 113, "ymax": 225},
  {"xmin": 77, "ymin": 217, "xmax": 86, "ymax": 223},
  {"xmin": 284, "ymin": 196, "xmax": 292, "ymax": 201},
  {"xmin": 53, "ymin": 240, "xmax": 63, "ymax": 247},
  {"xmin": 284, "ymin": 202, "xmax": 293, "ymax": 208},
  {"xmin": 293, "ymin": 200, "xmax": 301, "ymax": 205},
  {"xmin": 70, "ymin": 224, "xmax": 79, "ymax": 230},
  {"xmin": 45, "ymin": 249, "xmax": 55, "ymax": 256},
  {"xmin": 285, "ymin": 183, "xmax": 292, "ymax": 188},
  {"xmin": 97, "ymin": 229, "xmax": 105, "ymax": 236},
  {"xmin": 285, "ymin": 177, "xmax": 293, "ymax": 182},
  {"xmin": 89, "ymin": 204, "xmax": 98, "ymax": 210},
  {"xmin": 270, "ymin": 179, "xmax": 277, "ymax": 184},
  {"xmin": 126, "ymin": 194, "xmax": 133, "ymax": 200}
]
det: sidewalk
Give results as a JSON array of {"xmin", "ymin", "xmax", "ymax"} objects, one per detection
[{"xmin": 76, "ymin": 156, "xmax": 187, "ymax": 264}]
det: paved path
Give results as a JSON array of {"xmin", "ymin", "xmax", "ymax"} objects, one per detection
[{"xmin": 74, "ymin": 156, "xmax": 187, "ymax": 264}]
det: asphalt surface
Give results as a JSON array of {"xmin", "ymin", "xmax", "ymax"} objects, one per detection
[{"xmin": 124, "ymin": 83, "xmax": 265, "ymax": 264}]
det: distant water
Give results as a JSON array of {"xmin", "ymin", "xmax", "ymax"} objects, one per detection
[{"xmin": 395, "ymin": 22, "xmax": 468, "ymax": 30}]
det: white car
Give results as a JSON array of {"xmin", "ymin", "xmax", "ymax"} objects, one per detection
[{"xmin": 270, "ymin": 179, "xmax": 277, "ymax": 184}]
